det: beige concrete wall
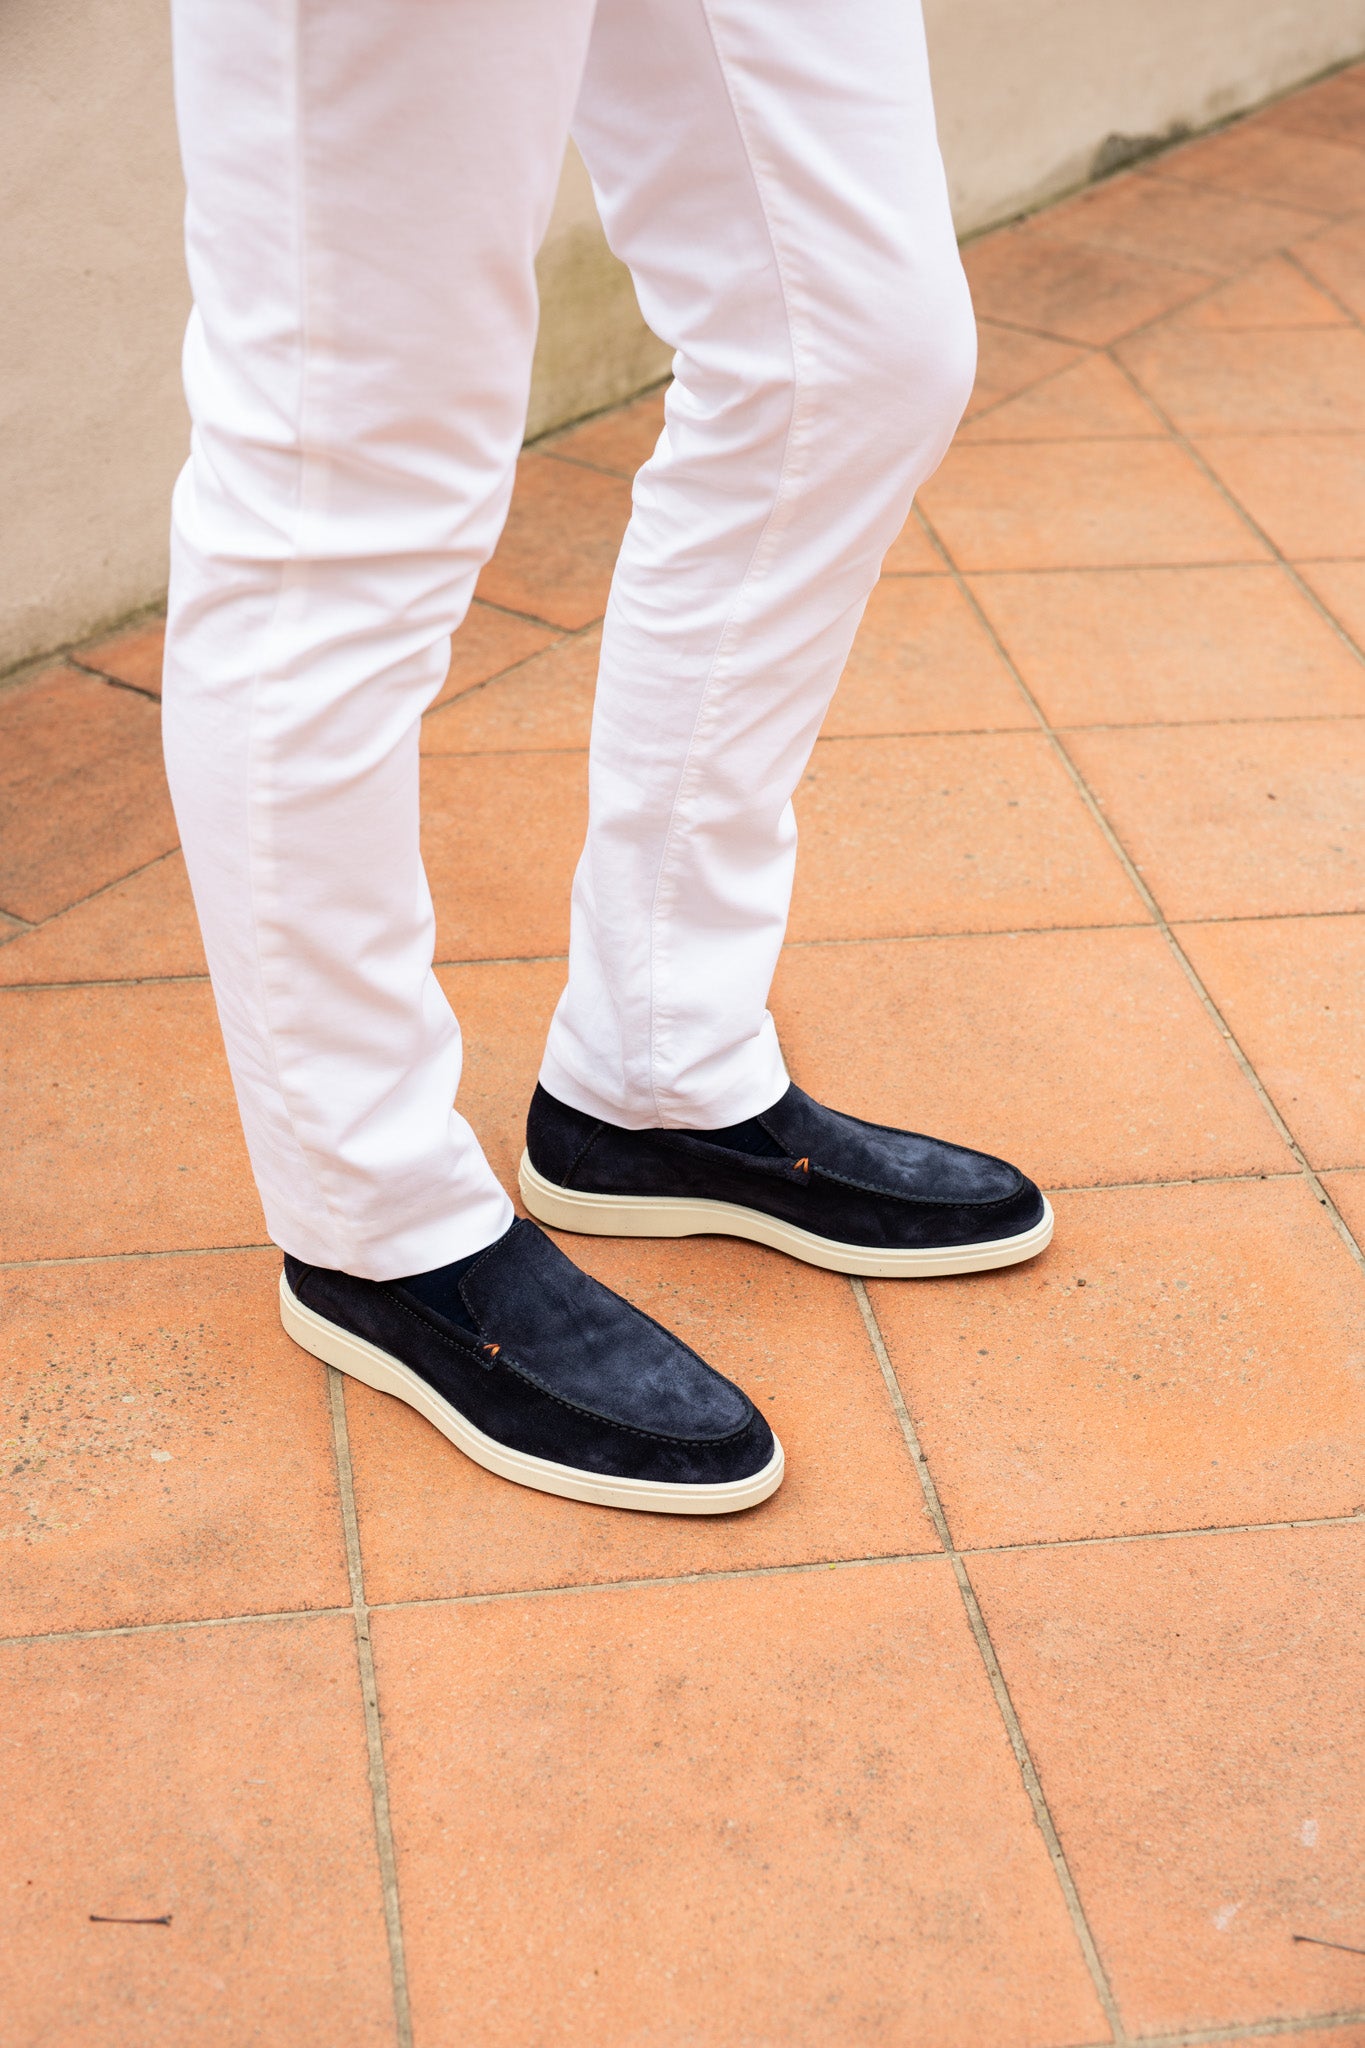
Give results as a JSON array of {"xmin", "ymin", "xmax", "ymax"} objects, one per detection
[
  {"xmin": 527, "ymin": 147, "xmax": 672, "ymax": 444},
  {"xmin": 925, "ymin": 0, "xmax": 1365, "ymax": 234},
  {"xmin": 3, "ymin": 0, "xmax": 1363, "ymax": 671},
  {"xmin": 2, "ymin": 0, "xmax": 190, "ymax": 674}
]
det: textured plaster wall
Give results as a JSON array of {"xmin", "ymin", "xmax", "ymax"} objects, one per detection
[
  {"xmin": 925, "ymin": 0, "xmax": 1365, "ymax": 233},
  {"xmin": 3, "ymin": 0, "xmax": 1363, "ymax": 669}
]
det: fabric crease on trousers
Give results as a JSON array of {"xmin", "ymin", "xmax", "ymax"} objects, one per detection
[{"xmin": 162, "ymin": 0, "xmax": 976, "ymax": 1278}]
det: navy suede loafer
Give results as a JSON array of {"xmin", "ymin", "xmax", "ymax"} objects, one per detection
[
  {"xmin": 520, "ymin": 1083, "xmax": 1052, "ymax": 1278},
  {"xmin": 279, "ymin": 1217, "xmax": 781, "ymax": 1514}
]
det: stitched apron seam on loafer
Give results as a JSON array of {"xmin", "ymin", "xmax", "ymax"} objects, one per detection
[{"xmin": 804, "ymin": 1165, "xmax": 1027, "ymax": 1208}]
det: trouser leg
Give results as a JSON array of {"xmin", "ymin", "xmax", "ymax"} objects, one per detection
[
  {"xmin": 540, "ymin": 0, "xmax": 976, "ymax": 1129},
  {"xmin": 163, "ymin": 0, "xmax": 595, "ymax": 1278}
]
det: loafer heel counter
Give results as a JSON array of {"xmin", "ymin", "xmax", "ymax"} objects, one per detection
[{"xmin": 526, "ymin": 1084, "xmax": 603, "ymax": 1187}]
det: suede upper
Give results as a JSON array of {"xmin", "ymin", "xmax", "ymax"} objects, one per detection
[
  {"xmin": 284, "ymin": 1219, "xmax": 773, "ymax": 1487},
  {"xmin": 526, "ymin": 1082, "xmax": 1045, "ymax": 1251}
]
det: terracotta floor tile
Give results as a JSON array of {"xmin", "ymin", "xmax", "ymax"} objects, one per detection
[
  {"xmin": 1171, "ymin": 252, "xmax": 1351, "ymax": 329},
  {"xmin": 870, "ymin": 1176, "xmax": 1365, "ymax": 1549},
  {"xmin": 788, "ymin": 731, "xmax": 1144, "ymax": 941},
  {"xmin": 475, "ymin": 452, "xmax": 632, "ymax": 629},
  {"xmin": 429, "ymin": 600, "xmax": 558, "ymax": 714},
  {"xmin": 72, "ymin": 616, "xmax": 166, "ymax": 698},
  {"xmin": 423, "ymin": 751, "xmax": 583, "ymax": 962},
  {"xmin": 963, "ymin": 320, "xmax": 1085, "ymax": 420},
  {"xmin": 0, "ymin": 668, "xmax": 179, "ymax": 924},
  {"xmin": 968, "ymin": 565, "xmax": 1365, "ymax": 726},
  {"xmin": 962, "ymin": 225, "xmax": 1215, "ymax": 345},
  {"xmin": 1197, "ymin": 433, "xmax": 1365, "ymax": 559},
  {"xmin": 772, "ymin": 926, "xmax": 1287, "ymax": 1188},
  {"xmin": 971, "ymin": 1524, "xmax": 1365, "ymax": 2035},
  {"xmin": 422, "ymin": 629, "xmax": 598, "ymax": 755},
  {"xmin": 920, "ymin": 439, "xmax": 1264, "ymax": 572},
  {"xmin": 957, "ymin": 352, "xmax": 1166, "ymax": 442},
  {"xmin": 1293, "ymin": 212, "xmax": 1365, "ymax": 322},
  {"xmin": 3, "ymin": 982, "xmax": 260, "ymax": 1261},
  {"xmin": 1178, "ymin": 914, "xmax": 1365, "ymax": 1168},
  {"xmin": 0, "ymin": 1251, "xmax": 346, "ymax": 1635},
  {"xmin": 820, "ymin": 577, "xmax": 1030, "ymax": 737},
  {"xmin": 2, "ymin": 1616, "xmax": 395, "ymax": 2046},
  {"xmin": 1069, "ymin": 720, "xmax": 1365, "ymax": 920},
  {"xmin": 1216, "ymin": 2033, "xmax": 1365, "ymax": 2048},
  {"xmin": 349, "ymin": 1239, "xmax": 932, "ymax": 1606},
  {"xmin": 0, "ymin": 853, "xmax": 205, "ymax": 987},
  {"xmin": 880, "ymin": 505, "xmax": 949, "ymax": 572},
  {"xmin": 1299, "ymin": 559, "xmax": 1365, "ymax": 649},
  {"xmin": 1259, "ymin": 64, "xmax": 1365, "ymax": 150},
  {"xmin": 1153, "ymin": 118, "xmax": 1363, "ymax": 216},
  {"xmin": 541, "ymin": 385, "xmax": 668, "ymax": 476},
  {"xmin": 1321, "ymin": 1169, "xmax": 1365, "ymax": 1249},
  {"xmin": 374, "ymin": 1564, "xmax": 1107, "ymax": 2048},
  {"xmin": 1036, "ymin": 170, "xmax": 1324, "ymax": 277},
  {"xmin": 1117, "ymin": 326, "xmax": 1365, "ymax": 435}
]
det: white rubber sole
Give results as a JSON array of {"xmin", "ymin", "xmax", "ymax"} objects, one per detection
[
  {"xmin": 279, "ymin": 1273, "xmax": 783, "ymax": 1516},
  {"xmin": 519, "ymin": 1152, "xmax": 1054, "ymax": 1278}
]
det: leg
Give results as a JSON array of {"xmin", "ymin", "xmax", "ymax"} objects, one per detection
[
  {"xmin": 541, "ymin": 0, "xmax": 977, "ymax": 1129},
  {"xmin": 164, "ymin": 0, "xmax": 782, "ymax": 1515},
  {"xmin": 164, "ymin": 0, "xmax": 595, "ymax": 1279},
  {"xmin": 522, "ymin": 0, "xmax": 1051, "ymax": 1276}
]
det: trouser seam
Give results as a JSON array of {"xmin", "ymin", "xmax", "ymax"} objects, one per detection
[
  {"xmin": 242, "ymin": 0, "xmax": 360, "ymax": 1269},
  {"xmin": 642, "ymin": 0, "xmax": 813, "ymax": 1128}
]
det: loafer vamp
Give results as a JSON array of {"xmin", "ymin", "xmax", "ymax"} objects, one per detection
[
  {"xmin": 763, "ymin": 1086, "xmax": 1025, "ymax": 1204},
  {"xmin": 459, "ymin": 1219, "xmax": 754, "ymax": 1442}
]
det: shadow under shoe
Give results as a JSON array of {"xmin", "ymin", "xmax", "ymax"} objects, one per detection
[
  {"xmin": 520, "ymin": 1082, "xmax": 1053, "ymax": 1279},
  {"xmin": 279, "ymin": 1217, "xmax": 781, "ymax": 1515}
]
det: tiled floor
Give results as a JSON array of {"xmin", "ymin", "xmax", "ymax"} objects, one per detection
[{"xmin": 3, "ymin": 65, "xmax": 1365, "ymax": 2048}]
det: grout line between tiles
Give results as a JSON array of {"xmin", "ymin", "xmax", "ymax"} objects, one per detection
[
  {"xmin": 0, "ymin": 1242, "xmax": 274, "ymax": 1271},
  {"xmin": 0, "ymin": 972, "xmax": 213, "ymax": 992},
  {"xmin": 1101, "ymin": 356, "xmax": 1365, "ymax": 672},
  {"xmin": 961, "ymin": 1510, "xmax": 1365, "ymax": 1559},
  {"xmin": 1140, "ymin": 159, "xmax": 1344, "ymax": 221},
  {"xmin": 1282, "ymin": 244, "xmax": 1362, "ymax": 326},
  {"xmin": 327, "ymin": 1369, "xmax": 414, "ymax": 2048},
  {"xmin": 9, "ymin": 1168, "xmax": 1364, "ymax": 1275},
  {"xmin": 525, "ymin": 376, "xmax": 670, "ymax": 459},
  {"xmin": 11, "ymin": 898, "xmax": 1365, "ymax": 993},
  {"xmin": 954, "ymin": 349, "xmax": 1093, "ymax": 434},
  {"xmin": 1126, "ymin": 2006, "xmax": 1365, "ymax": 2046},
  {"xmin": 537, "ymin": 448, "xmax": 637, "ymax": 483},
  {"xmin": 850, "ymin": 1276, "xmax": 1129, "ymax": 2044},
  {"xmin": 0, "ymin": 843, "xmax": 186, "ymax": 941},
  {"xmin": 917, "ymin": 500, "xmax": 1365, "ymax": 1281},
  {"xmin": 71, "ymin": 663, "xmax": 161, "ymax": 704},
  {"xmin": 471, "ymin": 595, "xmax": 594, "ymax": 634},
  {"xmin": 420, "ymin": 613, "xmax": 595, "ymax": 723},
  {"xmin": 1042, "ymin": 1170, "xmax": 1304, "ymax": 1194},
  {"xmin": 951, "ymin": 556, "xmax": 1356, "ymax": 576},
  {"xmin": 3, "ymin": 1507, "xmax": 1362, "ymax": 1655},
  {"xmin": 429, "ymin": 711, "xmax": 1365, "ymax": 753},
  {"xmin": 366, "ymin": 1550, "xmax": 945, "ymax": 1618},
  {"xmin": 0, "ymin": 1605, "xmax": 351, "ymax": 1652}
]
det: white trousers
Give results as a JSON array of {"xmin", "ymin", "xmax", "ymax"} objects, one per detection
[{"xmin": 163, "ymin": 0, "xmax": 976, "ymax": 1280}]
